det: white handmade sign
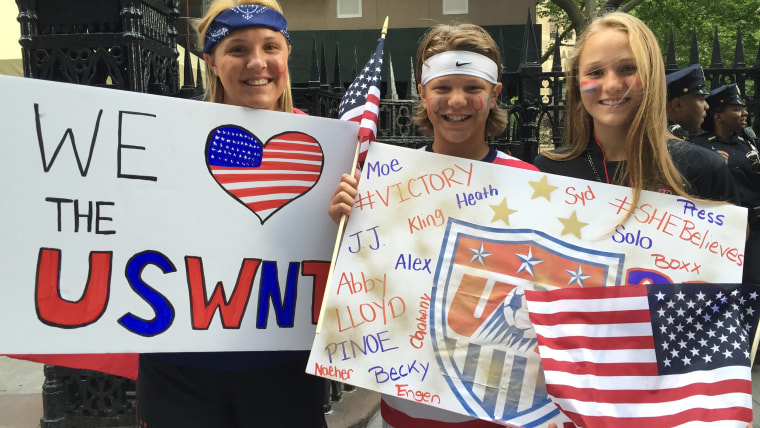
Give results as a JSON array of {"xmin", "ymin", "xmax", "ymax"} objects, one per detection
[
  {"xmin": 0, "ymin": 75, "xmax": 358, "ymax": 353},
  {"xmin": 307, "ymin": 142, "xmax": 747, "ymax": 426}
]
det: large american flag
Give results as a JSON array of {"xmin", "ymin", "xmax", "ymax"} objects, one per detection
[
  {"xmin": 206, "ymin": 126, "xmax": 324, "ymax": 223},
  {"xmin": 338, "ymin": 36, "xmax": 384, "ymax": 164},
  {"xmin": 524, "ymin": 283, "xmax": 759, "ymax": 428}
]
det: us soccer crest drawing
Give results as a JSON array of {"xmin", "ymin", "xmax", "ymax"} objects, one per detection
[
  {"xmin": 431, "ymin": 218, "xmax": 625, "ymax": 426},
  {"xmin": 205, "ymin": 125, "xmax": 324, "ymax": 223}
]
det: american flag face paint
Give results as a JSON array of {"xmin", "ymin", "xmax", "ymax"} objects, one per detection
[
  {"xmin": 580, "ymin": 80, "xmax": 598, "ymax": 94},
  {"xmin": 429, "ymin": 95, "xmax": 489, "ymax": 115},
  {"xmin": 577, "ymin": 28, "xmax": 644, "ymax": 133},
  {"xmin": 420, "ymin": 73, "xmax": 500, "ymax": 147},
  {"xmin": 206, "ymin": 27, "xmax": 290, "ymax": 110}
]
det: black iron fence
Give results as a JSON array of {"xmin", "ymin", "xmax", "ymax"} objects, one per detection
[{"xmin": 296, "ymin": 16, "xmax": 760, "ymax": 164}]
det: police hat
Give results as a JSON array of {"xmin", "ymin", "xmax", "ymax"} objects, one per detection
[
  {"xmin": 666, "ymin": 64, "xmax": 709, "ymax": 100},
  {"xmin": 706, "ymin": 83, "xmax": 745, "ymax": 109}
]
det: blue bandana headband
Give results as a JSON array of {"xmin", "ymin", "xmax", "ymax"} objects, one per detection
[{"xmin": 203, "ymin": 5, "xmax": 290, "ymax": 54}]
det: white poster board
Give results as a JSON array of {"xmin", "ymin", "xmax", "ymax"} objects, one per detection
[
  {"xmin": 308, "ymin": 142, "xmax": 747, "ymax": 425},
  {"xmin": 0, "ymin": 75, "xmax": 358, "ymax": 353}
]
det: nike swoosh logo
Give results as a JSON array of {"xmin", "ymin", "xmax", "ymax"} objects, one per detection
[{"xmin": 455, "ymin": 61, "xmax": 471, "ymax": 67}]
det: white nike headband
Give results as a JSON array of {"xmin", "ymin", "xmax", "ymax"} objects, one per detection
[{"xmin": 420, "ymin": 50, "xmax": 499, "ymax": 86}]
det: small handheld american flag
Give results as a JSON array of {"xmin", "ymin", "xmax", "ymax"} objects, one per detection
[
  {"xmin": 315, "ymin": 18, "xmax": 388, "ymax": 333},
  {"xmin": 337, "ymin": 23, "xmax": 385, "ymax": 164}
]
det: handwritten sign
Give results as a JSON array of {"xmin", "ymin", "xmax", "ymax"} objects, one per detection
[
  {"xmin": 308, "ymin": 142, "xmax": 747, "ymax": 425},
  {"xmin": 0, "ymin": 75, "xmax": 358, "ymax": 353}
]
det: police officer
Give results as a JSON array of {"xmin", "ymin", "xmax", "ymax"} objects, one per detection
[
  {"xmin": 665, "ymin": 64, "xmax": 710, "ymax": 140},
  {"xmin": 692, "ymin": 83, "xmax": 760, "ymax": 284}
]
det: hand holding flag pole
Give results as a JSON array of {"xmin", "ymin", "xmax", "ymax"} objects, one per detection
[{"xmin": 316, "ymin": 17, "xmax": 388, "ymax": 333}]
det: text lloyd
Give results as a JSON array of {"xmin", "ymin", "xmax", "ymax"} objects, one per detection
[{"xmin": 35, "ymin": 248, "xmax": 329, "ymax": 337}]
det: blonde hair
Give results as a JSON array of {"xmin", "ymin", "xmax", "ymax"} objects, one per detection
[
  {"xmin": 413, "ymin": 24, "xmax": 507, "ymax": 137},
  {"xmin": 547, "ymin": 12, "xmax": 689, "ymax": 217},
  {"xmin": 194, "ymin": 0, "xmax": 294, "ymax": 112}
]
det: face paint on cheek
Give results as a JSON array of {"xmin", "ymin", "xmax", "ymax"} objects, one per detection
[
  {"xmin": 470, "ymin": 96, "xmax": 485, "ymax": 111},
  {"xmin": 580, "ymin": 80, "xmax": 598, "ymax": 94},
  {"xmin": 433, "ymin": 97, "xmax": 444, "ymax": 114},
  {"xmin": 273, "ymin": 59, "xmax": 288, "ymax": 76},
  {"xmin": 632, "ymin": 75, "xmax": 642, "ymax": 92}
]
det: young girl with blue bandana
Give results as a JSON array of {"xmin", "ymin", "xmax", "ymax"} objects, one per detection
[{"xmin": 136, "ymin": 1, "xmax": 325, "ymax": 426}]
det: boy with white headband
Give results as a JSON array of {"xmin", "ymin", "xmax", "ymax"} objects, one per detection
[{"xmin": 329, "ymin": 23, "xmax": 546, "ymax": 428}]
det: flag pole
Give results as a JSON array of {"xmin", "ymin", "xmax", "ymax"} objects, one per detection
[{"xmin": 316, "ymin": 17, "xmax": 388, "ymax": 333}]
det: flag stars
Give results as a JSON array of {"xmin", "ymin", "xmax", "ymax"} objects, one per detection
[
  {"xmin": 468, "ymin": 243, "xmax": 491, "ymax": 265},
  {"xmin": 490, "ymin": 198, "xmax": 517, "ymax": 225},
  {"xmin": 722, "ymin": 349, "xmax": 733, "ymax": 359},
  {"xmin": 515, "ymin": 247, "xmax": 543, "ymax": 277},
  {"xmin": 681, "ymin": 356, "xmax": 692, "ymax": 365},
  {"xmin": 528, "ymin": 175, "xmax": 558, "ymax": 201},
  {"xmin": 557, "ymin": 211, "xmax": 589, "ymax": 239},
  {"xmin": 566, "ymin": 265, "xmax": 591, "ymax": 286},
  {"xmin": 655, "ymin": 291, "xmax": 667, "ymax": 301}
]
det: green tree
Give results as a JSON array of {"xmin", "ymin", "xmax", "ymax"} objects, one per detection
[
  {"xmin": 632, "ymin": 0, "xmax": 760, "ymax": 70},
  {"xmin": 537, "ymin": 0, "xmax": 760, "ymax": 70},
  {"xmin": 537, "ymin": 0, "xmax": 645, "ymax": 63}
]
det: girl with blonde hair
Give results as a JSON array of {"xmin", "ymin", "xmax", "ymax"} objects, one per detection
[{"xmin": 535, "ymin": 12, "xmax": 736, "ymax": 217}]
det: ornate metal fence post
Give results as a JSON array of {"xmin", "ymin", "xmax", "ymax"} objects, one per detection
[
  {"xmin": 514, "ymin": 12, "xmax": 543, "ymax": 163},
  {"xmin": 14, "ymin": 1, "xmax": 183, "ymax": 426}
]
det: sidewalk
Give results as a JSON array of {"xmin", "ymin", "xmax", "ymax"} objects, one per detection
[
  {"xmin": 1, "ymin": 355, "xmax": 757, "ymax": 427},
  {"xmin": 0, "ymin": 356, "xmax": 380, "ymax": 428}
]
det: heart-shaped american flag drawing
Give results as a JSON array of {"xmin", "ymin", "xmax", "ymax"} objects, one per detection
[{"xmin": 205, "ymin": 125, "xmax": 324, "ymax": 224}]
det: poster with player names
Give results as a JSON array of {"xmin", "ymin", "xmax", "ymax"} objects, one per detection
[{"xmin": 307, "ymin": 142, "xmax": 747, "ymax": 426}]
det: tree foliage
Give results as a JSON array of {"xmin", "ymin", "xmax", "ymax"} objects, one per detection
[
  {"xmin": 536, "ymin": 0, "xmax": 645, "ymax": 63},
  {"xmin": 537, "ymin": 0, "xmax": 760, "ymax": 69},
  {"xmin": 632, "ymin": 0, "xmax": 760, "ymax": 69}
]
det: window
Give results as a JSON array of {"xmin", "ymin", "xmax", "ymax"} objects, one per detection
[
  {"xmin": 337, "ymin": 0, "xmax": 362, "ymax": 18},
  {"xmin": 443, "ymin": 0, "xmax": 468, "ymax": 15}
]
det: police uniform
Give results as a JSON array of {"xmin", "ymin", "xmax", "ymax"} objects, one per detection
[
  {"xmin": 666, "ymin": 64, "xmax": 710, "ymax": 139},
  {"xmin": 692, "ymin": 83, "xmax": 760, "ymax": 284},
  {"xmin": 534, "ymin": 137, "xmax": 738, "ymax": 204}
]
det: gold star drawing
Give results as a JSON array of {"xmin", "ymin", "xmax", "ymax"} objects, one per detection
[
  {"xmin": 558, "ymin": 210, "xmax": 589, "ymax": 239},
  {"xmin": 490, "ymin": 198, "xmax": 517, "ymax": 225},
  {"xmin": 529, "ymin": 175, "xmax": 558, "ymax": 201}
]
